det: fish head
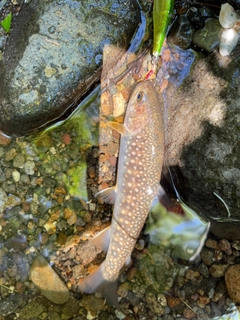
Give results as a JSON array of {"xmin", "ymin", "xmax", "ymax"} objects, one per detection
[{"xmin": 125, "ymin": 81, "xmax": 154, "ymax": 134}]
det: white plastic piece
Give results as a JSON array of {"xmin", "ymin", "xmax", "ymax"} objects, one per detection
[
  {"xmin": 219, "ymin": 3, "xmax": 237, "ymax": 28},
  {"xmin": 219, "ymin": 28, "xmax": 239, "ymax": 56}
]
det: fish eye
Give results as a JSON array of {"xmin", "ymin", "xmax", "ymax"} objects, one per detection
[{"xmin": 137, "ymin": 91, "xmax": 144, "ymax": 103}]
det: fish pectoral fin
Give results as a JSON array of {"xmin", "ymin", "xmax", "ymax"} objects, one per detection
[
  {"xmin": 78, "ymin": 263, "xmax": 120, "ymax": 308},
  {"xmin": 157, "ymin": 185, "xmax": 174, "ymax": 209},
  {"xmin": 95, "ymin": 186, "xmax": 117, "ymax": 204},
  {"xmin": 90, "ymin": 226, "xmax": 111, "ymax": 253},
  {"xmin": 106, "ymin": 121, "xmax": 126, "ymax": 135}
]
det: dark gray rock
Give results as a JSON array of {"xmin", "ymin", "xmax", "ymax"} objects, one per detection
[
  {"xmin": 0, "ymin": 0, "xmax": 140, "ymax": 136},
  {"xmin": 168, "ymin": 15, "xmax": 195, "ymax": 49},
  {"xmin": 165, "ymin": 44, "xmax": 240, "ymax": 240},
  {"xmin": 193, "ymin": 19, "xmax": 222, "ymax": 52}
]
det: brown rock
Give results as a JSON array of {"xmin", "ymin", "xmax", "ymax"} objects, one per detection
[
  {"xmin": 166, "ymin": 295, "xmax": 180, "ymax": 308},
  {"xmin": 205, "ymin": 238, "xmax": 218, "ymax": 250},
  {"xmin": 0, "ymin": 131, "xmax": 11, "ymax": 146},
  {"xmin": 197, "ymin": 295, "xmax": 210, "ymax": 307},
  {"xmin": 101, "ymin": 90, "xmax": 113, "ymax": 116},
  {"xmin": 225, "ymin": 264, "xmax": 240, "ymax": 302},
  {"xmin": 183, "ymin": 307, "xmax": 196, "ymax": 319},
  {"xmin": 30, "ymin": 255, "xmax": 69, "ymax": 304},
  {"xmin": 209, "ymin": 263, "xmax": 228, "ymax": 278}
]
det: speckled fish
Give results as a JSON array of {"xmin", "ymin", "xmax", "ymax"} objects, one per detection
[{"xmin": 79, "ymin": 81, "xmax": 165, "ymax": 307}]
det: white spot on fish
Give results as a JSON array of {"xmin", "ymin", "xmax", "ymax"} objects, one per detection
[{"xmin": 147, "ymin": 187, "xmax": 153, "ymax": 195}]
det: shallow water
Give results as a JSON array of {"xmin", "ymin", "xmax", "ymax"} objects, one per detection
[{"xmin": 0, "ymin": 45, "xmax": 240, "ymax": 319}]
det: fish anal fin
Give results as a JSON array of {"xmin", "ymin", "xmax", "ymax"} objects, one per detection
[
  {"xmin": 90, "ymin": 226, "xmax": 111, "ymax": 253},
  {"xmin": 78, "ymin": 263, "xmax": 120, "ymax": 308},
  {"xmin": 107, "ymin": 121, "xmax": 126, "ymax": 135},
  {"xmin": 95, "ymin": 186, "xmax": 117, "ymax": 204}
]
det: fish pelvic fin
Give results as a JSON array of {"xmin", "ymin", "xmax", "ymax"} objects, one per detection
[
  {"xmin": 95, "ymin": 186, "xmax": 117, "ymax": 204},
  {"xmin": 157, "ymin": 184, "xmax": 174, "ymax": 209},
  {"xmin": 78, "ymin": 263, "xmax": 120, "ymax": 308},
  {"xmin": 106, "ymin": 122, "xmax": 126, "ymax": 135},
  {"xmin": 90, "ymin": 226, "xmax": 111, "ymax": 253}
]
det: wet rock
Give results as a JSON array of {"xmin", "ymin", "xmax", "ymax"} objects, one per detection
[
  {"xmin": 81, "ymin": 295, "xmax": 105, "ymax": 317},
  {"xmin": 165, "ymin": 43, "xmax": 240, "ymax": 239},
  {"xmin": 5, "ymin": 194, "xmax": 21, "ymax": 209},
  {"xmin": 0, "ymin": 167, "xmax": 5, "ymax": 183},
  {"xmin": 0, "ymin": 187, "xmax": 7, "ymax": 213},
  {"xmin": 0, "ymin": 132, "xmax": 11, "ymax": 146},
  {"xmin": 218, "ymin": 239, "xmax": 231, "ymax": 252},
  {"xmin": 0, "ymin": 0, "xmax": 140, "ymax": 136},
  {"xmin": 30, "ymin": 255, "xmax": 70, "ymax": 304},
  {"xmin": 200, "ymin": 248, "xmax": 214, "ymax": 266},
  {"xmin": 5, "ymin": 235, "xmax": 28, "ymax": 251},
  {"xmin": 192, "ymin": 19, "xmax": 222, "ymax": 52},
  {"xmin": 62, "ymin": 296, "xmax": 81, "ymax": 318},
  {"xmin": 4, "ymin": 148, "xmax": 17, "ymax": 161},
  {"xmin": 168, "ymin": 15, "xmax": 195, "ymax": 49},
  {"xmin": 145, "ymin": 291, "xmax": 165, "ymax": 315},
  {"xmin": 205, "ymin": 238, "xmax": 218, "ymax": 250},
  {"xmin": 225, "ymin": 264, "xmax": 240, "ymax": 302},
  {"xmin": 198, "ymin": 263, "xmax": 209, "ymax": 278},
  {"xmin": 187, "ymin": 7, "xmax": 205, "ymax": 30},
  {"xmin": 0, "ymin": 300, "xmax": 18, "ymax": 316},
  {"xmin": 209, "ymin": 264, "xmax": 228, "ymax": 278},
  {"xmin": 18, "ymin": 301, "xmax": 45, "ymax": 319},
  {"xmin": 13, "ymin": 153, "xmax": 25, "ymax": 168}
]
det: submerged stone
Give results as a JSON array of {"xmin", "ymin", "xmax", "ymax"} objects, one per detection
[
  {"xmin": 0, "ymin": 0, "xmax": 140, "ymax": 136},
  {"xmin": 192, "ymin": 19, "xmax": 222, "ymax": 52},
  {"xmin": 30, "ymin": 255, "xmax": 70, "ymax": 304}
]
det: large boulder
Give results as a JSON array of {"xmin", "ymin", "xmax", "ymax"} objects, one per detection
[
  {"xmin": 165, "ymin": 44, "xmax": 240, "ymax": 239},
  {"xmin": 0, "ymin": 0, "xmax": 140, "ymax": 136}
]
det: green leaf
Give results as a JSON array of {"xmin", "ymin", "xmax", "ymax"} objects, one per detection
[{"xmin": 1, "ymin": 12, "xmax": 12, "ymax": 33}]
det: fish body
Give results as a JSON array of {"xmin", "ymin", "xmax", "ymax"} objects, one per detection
[{"xmin": 79, "ymin": 81, "xmax": 164, "ymax": 306}]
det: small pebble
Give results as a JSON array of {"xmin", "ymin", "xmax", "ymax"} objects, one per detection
[
  {"xmin": 5, "ymin": 148, "xmax": 17, "ymax": 161},
  {"xmin": 218, "ymin": 239, "xmax": 231, "ymax": 251},
  {"xmin": 12, "ymin": 170, "xmax": 20, "ymax": 182},
  {"xmin": 0, "ymin": 132, "xmax": 11, "ymax": 146},
  {"xmin": 209, "ymin": 264, "xmax": 228, "ymax": 278},
  {"xmin": 205, "ymin": 238, "xmax": 218, "ymax": 250},
  {"xmin": 24, "ymin": 160, "xmax": 35, "ymax": 175}
]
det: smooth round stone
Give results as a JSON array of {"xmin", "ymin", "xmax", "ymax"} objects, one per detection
[{"xmin": 30, "ymin": 255, "xmax": 70, "ymax": 304}]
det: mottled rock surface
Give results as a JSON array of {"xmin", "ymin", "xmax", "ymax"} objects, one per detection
[
  {"xmin": 0, "ymin": 0, "xmax": 140, "ymax": 136},
  {"xmin": 225, "ymin": 264, "xmax": 240, "ymax": 303},
  {"xmin": 165, "ymin": 43, "xmax": 240, "ymax": 239}
]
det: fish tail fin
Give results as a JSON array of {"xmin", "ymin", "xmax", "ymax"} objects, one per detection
[{"xmin": 78, "ymin": 263, "xmax": 120, "ymax": 308}]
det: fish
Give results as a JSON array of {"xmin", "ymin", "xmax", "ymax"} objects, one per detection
[{"xmin": 78, "ymin": 81, "xmax": 165, "ymax": 307}]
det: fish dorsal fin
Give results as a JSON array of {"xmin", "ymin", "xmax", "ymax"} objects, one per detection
[
  {"xmin": 90, "ymin": 226, "xmax": 111, "ymax": 253},
  {"xmin": 106, "ymin": 121, "xmax": 127, "ymax": 135},
  {"xmin": 95, "ymin": 186, "xmax": 117, "ymax": 204},
  {"xmin": 157, "ymin": 185, "xmax": 174, "ymax": 208}
]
